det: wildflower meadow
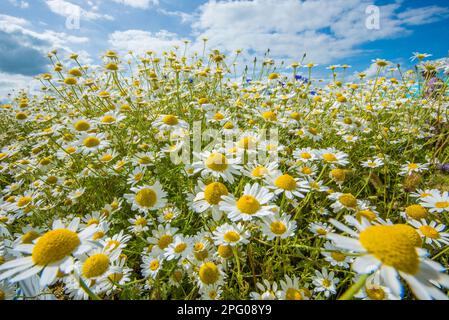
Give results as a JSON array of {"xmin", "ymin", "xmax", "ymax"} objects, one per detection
[{"xmin": 1, "ymin": 45, "xmax": 449, "ymax": 301}]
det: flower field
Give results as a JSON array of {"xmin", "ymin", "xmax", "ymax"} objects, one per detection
[{"xmin": 1, "ymin": 48, "xmax": 449, "ymax": 300}]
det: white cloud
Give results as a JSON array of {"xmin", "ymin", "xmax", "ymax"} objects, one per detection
[
  {"xmin": 189, "ymin": 0, "xmax": 449, "ymax": 65},
  {"xmin": 157, "ymin": 8, "xmax": 193, "ymax": 23},
  {"xmin": 110, "ymin": 0, "xmax": 159, "ymax": 9},
  {"xmin": 45, "ymin": 0, "xmax": 114, "ymax": 21},
  {"xmin": 108, "ymin": 29, "xmax": 184, "ymax": 54},
  {"xmin": 0, "ymin": 14, "xmax": 89, "ymax": 52},
  {"xmin": 8, "ymin": 0, "xmax": 29, "ymax": 9},
  {"xmin": 0, "ymin": 72, "xmax": 40, "ymax": 101}
]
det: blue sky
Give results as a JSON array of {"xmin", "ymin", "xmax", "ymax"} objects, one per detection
[{"xmin": 0, "ymin": 0, "xmax": 448, "ymax": 97}]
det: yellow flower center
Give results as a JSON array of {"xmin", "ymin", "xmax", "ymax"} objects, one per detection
[
  {"xmin": 223, "ymin": 231, "xmax": 240, "ymax": 243},
  {"xmin": 213, "ymin": 113, "xmax": 224, "ymax": 120},
  {"xmin": 22, "ymin": 230, "xmax": 40, "ymax": 244},
  {"xmin": 237, "ymin": 137, "xmax": 256, "ymax": 149},
  {"xmin": 108, "ymin": 272, "xmax": 123, "ymax": 283},
  {"xmin": 356, "ymin": 210, "xmax": 377, "ymax": 222},
  {"xmin": 16, "ymin": 112, "xmax": 28, "ymax": 120},
  {"xmin": 435, "ymin": 201, "xmax": 449, "ymax": 209},
  {"xmin": 46, "ymin": 176, "xmax": 58, "ymax": 184},
  {"xmin": 93, "ymin": 231, "xmax": 105, "ymax": 240},
  {"xmin": 270, "ymin": 221, "xmax": 287, "ymax": 235},
  {"xmin": 323, "ymin": 153, "xmax": 337, "ymax": 162},
  {"xmin": 338, "ymin": 193, "xmax": 357, "ymax": 208},
  {"xmin": 204, "ymin": 182, "xmax": 228, "ymax": 205},
  {"xmin": 158, "ymin": 234, "xmax": 173, "ymax": 249},
  {"xmin": 101, "ymin": 115, "xmax": 116, "ymax": 123},
  {"xmin": 359, "ymin": 225, "xmax": 420, "ymax": 274},
  {"xmin": 366, "ymin": 287, "xmax": 386, "ymax": 300},
  {"xmin": 330, "ymin": 251, "xmax": 346, "ymax": 262},
  {"xmin": 87, "ymin": 218, "xmax": 99, "ymax": 226},
  {"xmin": 236, "ymin": 195, "xmax": 261, "ymax": 214},
  {"xmin": 300, "ymin": 152, "xmax": 311, "ymax": 159},
  {"xmin": 330, "ymin": 168, "xmax": 346, "ymax": 181},
  {"xmin": 162, "ymin": 115, "xmax": 179, "ymax": 125},
  {"xmin": 205, "ymin": 153, "xmax": 228, "ymax": 172},
  {"xmin": 223, "ymin": 122, "xmax": 234, "ymax": 129},
  {"xmin": 100, "ymin": 154, "xmax": 113, "ymax": 162},
  {"xmin": 135, "ymin": 217, "xmax": 147, "ymax": 226},
  {"xmin": 262, "ymin": 111, "xmax": 277, "ymax": 121},
  {"xmin": 252, "ymin": 166, "xmax": 268, "ymax": 178},
  {"xmin": 149, "ymin": 259, "xmax": 159, "ymax": 271},
  {"xmin": 135, "ymin": 188, "xmax": 157, "ymax": 208},
  {"xmin": 17, "ymin": 196, "xmax": 32, "ymax": 207},
  {"xmin": 83, "ymin": 136, "xmax": 100, "ymax": 148},
  {"xmin": 74, "ymin": 120, "xmax": 90, "ymax": 131},
  {"xmin": 82, "ymin": 253, "xmax": 110, "ymax": 278},
  {"xmin": 199, "ymin": 262, "xmax": 219, "ymax": 285},
  {"xmin": 322, "ymin": 279, "xmax": 331, "ymax": 287},
  {"xmin": 405, "ymin": 204, "xmax": 428, "ymax": 219},
  {"xmin": 32, "ymin": 229, "xmax": 80, "ymax": 266},
  {"xmin": 274, "ymin": 174, "xmax": 297, "ymax": 191},
  {"xmin": 301, "ymin": 166, "xmax": 312, "ymax": 175},
  {"xmin": 217, "ymin": 244, "xmax": 233, "ymax": 258},
  {"xmin": 66, "ymin": 146, "xmax": 76, "ymax": 154},
  {"xmin": 419, "ymin": 225, "xmax": 440, "ymax": 239},
  {"xmin": 407, "ymin": 163, "xmax": 418, "ymax": 170},
  {"xmin": 285, "ymin": 288, "xmax": 303, "ymax": 300},
  {"xmin": 194, "ymin": 242, "xmax": 205, "ymax": 251},
  {"xmin": 174, "ymin": 243, "xmax": 187, "ymax": 253}
]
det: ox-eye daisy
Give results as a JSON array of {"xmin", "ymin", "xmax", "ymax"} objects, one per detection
[
  {"xmin": 408, "ymin": 219, "xmax": 449, "ymax": 248},
  {"xmin": 0, "ymin": 218, "xmax": 96, "ymax": 287},
  {"xmin": 420, "ymin": 191, "xmax": 449, "ymax": 213},
  {"xmin": 192, "ymin": 181, "xmax": 229, "ymax": 221},
  {"xmin": 192, "ymin": 150, "xmax": 242, "ymax": 183},
  {"xmin": 124, "ymin": 182, "xmax": 167, "ymax": 213},
  {"xmin": 267, "ymin": 171, "xmax": 309, "ymax": 199},
  {"xmin": 212, "ymin": 223, "xmax": 249, "ymax": 247},
  {"xmin": 219, "ymin": 183, "xmax": 275, "ymax": 221},
  {"xmin": 312, "ymin": 267, "xmax": 339, "ymax": 298},
  {"xmin": 260, "ymin": 213, "xmax": 297, "ymax": 240},
  {"xmin": 327, "ymin": 215, "xmax": 449, "ymax": 300}
]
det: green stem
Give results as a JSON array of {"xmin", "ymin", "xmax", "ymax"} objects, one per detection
[{"xmin": 338, "ymin": 274, "xmax": 369, "ymax": 300}]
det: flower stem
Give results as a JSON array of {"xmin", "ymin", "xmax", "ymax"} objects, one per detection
[{"xmin": 338, "ymin": 274, "xmax": 369, "ymax": 300}]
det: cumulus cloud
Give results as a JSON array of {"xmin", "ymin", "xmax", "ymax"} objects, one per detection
[
  {"xmin": 108, "ymin": 29, "xmax": 184, "ymax": 54},
  {"xmin": 0, "ymin": 72, "xmax": 40, "ymax": 102},
  {"xmin": 8, "ymin": 0, "xmax": 30, "ymax": 9},
  {"xmin": 189, "ymin": 0, "xmax": 449, "ymax": 65},
  {"xmin": 111, "ymin": 0, "xmax": 159, "ymax": 9},
  {"xmin": 45, "ymin": 0, "xmax": 114, "ymax": 21}
]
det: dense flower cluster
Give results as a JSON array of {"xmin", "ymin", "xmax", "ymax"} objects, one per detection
[{"xmin": 0, "ymin": 48, "xmax": 449, "ymax": 300}]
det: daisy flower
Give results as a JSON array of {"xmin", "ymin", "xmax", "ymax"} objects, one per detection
[
  {"xmin": 127, "ymin": 214, "xmax": 151, "ymax": 234},
  {"xmin": 361, "ymin": 157, "xmax": 384, "ymax": 169},
  {"xmin": 327, "ymin": 215, "xmax": 449, "ymax": 300},
  {"xmin": 192, "ymin": 181, "xmax": 229, "ymax": 221},
  {"xmin": 279, "ymin": 275, "xmax": 309, "ymax": 300},
  {"xmin": 192, "ymin": 150, "xmax": 242, "ymax": 183},
  {"xmin": 219, "ymin": 183, "xmax": 275, "ymax": 221},
  {"xmin": 212, "ymin": 223, "xmax": 249, "ymax": 247},
  {"xmin": 293, "ymin": 147, "xmax": 317, "ymax": 163},
  {"xmin": 309, "ymin": 222, "xmax": 334, "ymax": 238},
  {"xmin": 321, "ymin": 241, "xmax": 352, "ymax": 268},
  {"xmin": 153, "ymin": 114, "xmax": 188, "ymax": 131},
  {"xmin": 250, "ymin": 279, "xmax": 281, "ymax": 300},
  {"xmin": 147, "ymin": 224, "xmax": 179, "ymax": 256},
  {"xmin": 354, "ymin": 273, "xmax": 400, "ymax": 300},
  {"xmin": 78, "ymin": 133, "xmax": 109, "ymax": 154},
  {"xmin": 199, "ymin": 283, "xmax": 223, "ymax": 300},
  {"xmin": 312, "ymin": 267, "xmax": 339, "ymax": 298},
  {"xmin": 408, "ymin": 219, "xmax": 449, "ymax": 248},
  {"xmin": 399, "ymin": 162, "xmax": 429, "ymax": 176},
  {"xmin": 267, "ymin": 171, "xmax": 310, "ymax": 199},
  {"xmin": 141, "ymin": 254, "xmax": 162, "ymax": 279},
  {"xmin": 0, "ymin": 217, "xmax": 96, "ymax": 287},
  {"xmin": 317, "ymin": 148, "xmax": 349, "ymax": 167},
  {"xmin": 420, "ymin": 191, "xmax": 449, "ymax": 213},
  {"xmin": 327, "ymin": 192, "xmax": 360, "ymax": 212},
  {"xmin": 243, "ymin": 160, "xmax": 278, "ymax": 181},
  {"xmin": 196, "ymin": 261, "xmax": 225, "ymax": 288},
  {"xmin": 260, "ymin": 213, "xmax": 297, "ymax": 240},
  {"xmin": 124, "ymin": 181, "xmax": 167, "ymax": 213},
  {"xmin": 164, "ymin": 235, "xmax": 192, "ymax": 261}
]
